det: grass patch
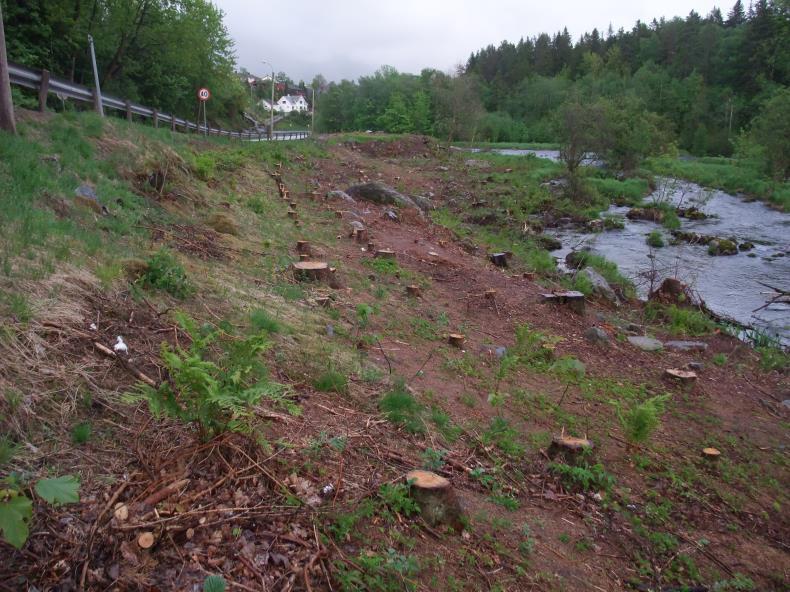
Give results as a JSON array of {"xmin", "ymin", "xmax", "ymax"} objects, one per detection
[
  {"xmin": 313, "ymin": 370, "xmax": 349, "ymax": 394},
  {"xmin": 380, "ymin": 378, "xmax": 425, "ymax": 433},
  {"xmin": 136, "ymin": 249, "xmax": 194, "ymax": 299},
  {"xmin": 645, "ymin": 303, "xmax": 716, "ymax": 337}
]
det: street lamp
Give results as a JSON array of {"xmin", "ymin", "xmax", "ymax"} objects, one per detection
[{"xmin": 261, "ymin": 61, "xmax": 274, "ymax": 140}]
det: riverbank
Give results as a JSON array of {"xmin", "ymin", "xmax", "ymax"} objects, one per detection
[{"xmin": 1, "ymin": 121, "xmax": 787, "ymax": 591}]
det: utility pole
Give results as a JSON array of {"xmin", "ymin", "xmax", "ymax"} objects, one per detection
[
  {"xmin": 88, "ymin": 34, "xmax": 104, "ymax": 116},
  {"xmin": 0, "ymin": 4, "xmax": 17, "ymax": 134},
  {"xmin": 262, "ymin": 61, "xmax": 274, "ymax": 140}
]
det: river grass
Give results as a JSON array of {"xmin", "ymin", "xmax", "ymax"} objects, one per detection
[{"xmin": 645, "ymin": 155, "xmax": 790, "ymax": 212}]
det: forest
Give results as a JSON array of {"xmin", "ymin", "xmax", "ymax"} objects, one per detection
[
  {"xmin": 1, "ymin": 0, "xmax": 247, "ymax": 126},
  {"xmin": 316, "ymin": 1, "xmax": 788, "ymax": 168}
]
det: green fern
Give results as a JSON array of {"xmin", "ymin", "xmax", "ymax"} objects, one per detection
[{"xmin": 611, "ymin": 394, "xmax": 671, "ymax": 445}]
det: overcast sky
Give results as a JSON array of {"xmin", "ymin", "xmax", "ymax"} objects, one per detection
[{"xmin": 216, "ymin": 0, "xmax": 722, "ymax": 83}]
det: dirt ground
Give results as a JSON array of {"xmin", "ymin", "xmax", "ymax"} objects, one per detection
[{"xmin": 2, "ymin": 132, "xmax": 787, "ymax": 592}]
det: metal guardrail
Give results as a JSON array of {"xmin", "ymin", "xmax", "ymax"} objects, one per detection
[{"xmin": 8, "ymin": 61, "xmax": 310, "ymax": 142}]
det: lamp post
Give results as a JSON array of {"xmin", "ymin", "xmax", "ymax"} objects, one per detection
[{"xmin": 262, "ymin": 61, "xmax": 274, "ymax": 140}]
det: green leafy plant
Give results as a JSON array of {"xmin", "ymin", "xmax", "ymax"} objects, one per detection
[
  {"xmin": 550, "ymin": 462, "xmax": 614, "ymax": 492},
  {"xmin": 313, "ymin": 369, "xmax": 349, "ymax": 394},
  {"xmin": 712, "ymin": 353, "xmax": 727, "ymax": 367},
  {"xmin": 203, "ymin": 575, "xmax": 227, "ymax": 592},
  {"xmin": 133, "ymin": 313, "xmax": 295, "ymax": 440},
  {"xmin": 379, "ymin": 378, "xmax": 425, "ymax": 433},
  {"xmin": 336, "ymin": 548, "xmax": 420, "ymax": 592},
  {"xmin": 646, "ymin": 230, "xmax": 665, "ymax": 248},
  {"xmin": 0, "ymin": 474, "xmax": 80, "ymax": 549},
  {"xmin": 379, "ymin": 483, "xmax": 420, "ymax": 518},
  {"xmin": 481, "ymin": 416, "xmax": 524, "ymax": 457},
  {"xmin": 611, "ymin": 394, "xmax": 671, "ymax": 446},
  {"xmin": 71, "ymin": 422, "xmax": 92, "ymax": 444},
  {"xmin": 137, "ymin": 249, "xmax": 194, "ymax": 299},
  {"xmin": 420, "ymin": 448, "xmax": 446, "ymax": 470},
  {"xmin": 249, "ymin": 308, "xmax": 282, "ymax": 333}
]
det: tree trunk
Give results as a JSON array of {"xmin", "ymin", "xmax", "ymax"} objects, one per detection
[{"xmin": 0, "ymin": 4, "xmax": 16, "ymax": 135}]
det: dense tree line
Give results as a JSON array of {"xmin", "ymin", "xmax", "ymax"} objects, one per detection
[
  {"xmin": 317, "ymin": 1, "xmax": 788, "ymax": 166},
  {"xmin": 2, "ymin": 0, "xmax": 247, "ymax": 125}
]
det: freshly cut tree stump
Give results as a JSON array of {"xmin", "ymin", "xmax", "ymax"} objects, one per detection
[
  {"xmin": 293, "ymin": 220, "xmax": 301, "ymax": 227},
  {"xmin": 351, "ymin": 228, "xmax": 368, "ymax": 243},
  {"xmin": 282, "ymin": 190, "xmax": 289, "ymax": 199},
  {"xmin": 278, "ymin": 183, "xmax": 285, "ymax": 193},
  {"xmin": 405, "ymin": 470, "xmax": 464, "ymax": 530},
  {"xmin": 541, "ymin": 291, "xmax": 586, "ymax": 315},
  {"xmin": 137, "ymin": 532, "xmax": 155, "ymax": 549},
  {"xmin": 299, "ymin": 253, "xmax": 310, "ymax": 261},
  {"xmin": 490, "ymin": 252, "xmax": 509, "ymax": 267},
  {"xmin": 334, "ymin": 210, "xmax": 343, "ymax": 218},
  {"xmin": 367, "ymin": 242, "xmax": 376, "ymax": 252},
  {"xmin": 484, "ymin": 289, "xmax": 497, "ymax": 300},
  {"xmin": 548, "ymin": 434, "xmax": 594, "ymax": 464},
  {"xmin": 275, "ymin": 162, "xmax": 283, "ymax": 170},
  {"xmin": 523, "ymin": 272, "xmax": 536, "ymax": 280},
  {"xmin": 375, "ymin": 249, "xmax": 396, "ymax": 259},
  {"xmin": 448, "ymin": 333, "xmax": 466, "ymax": 348},
  {"xmin": 406, "ymin": 285, "xmax": 422, "ymax": 298},
  {"xmin": 287, "ymin": 210, "xmax": 298, "ymax": 219},
  {"xmin": 292, "ymin": 261, "xmax": 329, "ymax": 282},
  {"xmin": 702, "ymin": 447, "xmax": 721, "ymax": 461},
  {"xmin": 289, "ymin": 201, "xmax": 297, "ymax": 209},
  {"xmin": 664, "ymin": 368, "xmax": 697, "ymax": 385},
  {"xmin": 296, "ymin": 240, "xmax": 311, "ymax": 255}
]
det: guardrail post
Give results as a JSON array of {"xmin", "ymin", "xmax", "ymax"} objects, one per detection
[
  {"xmin": 38, "ymin": 69, "xmax": 50, "ymax": 112},
  {"xmin": 152, "ymin": 109, "xmax": 158, "ymax": 128},
  {"xmin": 125, "ymin": 100, "xmax": 132, "ymax": 122},
  {"xmin": 92, "ymin": 87, "xmax": 102, "ymax": 115},
  {"xmin": 171, "ymin": 115, "xmax": 176, "ymax": 132}
]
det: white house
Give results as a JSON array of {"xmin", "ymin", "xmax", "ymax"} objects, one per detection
[{"xmin": 276, "ymin": 95, "xmax": 309, "ymax": 113}]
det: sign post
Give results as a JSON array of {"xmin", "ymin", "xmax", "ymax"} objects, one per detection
[{"xmin": 197, "ymin": 87, "xmax": 210, "ymax": 136}]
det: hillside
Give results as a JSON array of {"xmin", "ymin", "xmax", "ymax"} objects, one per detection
[{"xmin": 0, "ymin": 113, "xmax": 787, "ymax": 591}]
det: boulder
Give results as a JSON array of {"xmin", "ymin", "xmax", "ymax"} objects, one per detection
[
  {"xmin": 708, "ymin": 239, "xmax": 738, "ymax": 256},
  {"xmin": 565, "ymin": 250, "xmax": 590, "ymax": 269},
  {"xmin": 326, "ymin": 190, "xmax": 356, "ymax": 203},
  {"xmin": 345, "ymin": 182, "xmax": 419, "ymax": 210},
  {"xmin": 664, "ymin": 340, "xmax": 708, "ymax": 352},
  {"xmin": 74, "ymin": 184, "xmax": 109, "ymax": 215},
  {"xmin": 580, "ymin": 267, "xmax": 618, "ymax": 304},
  {"xmin": 535, "ymin": 234, "xmax": 562, "ymax": 251},
  {"xmin": 584, "ymin": 326, "xmax": 610, "ymax": 345},
  {"xmin": 411, "ymin": 195, "xmax": 436, "ymax": 211},
  {"xmin": 627, "ymin": 336, "xmax": 663, "ymax": 352}
]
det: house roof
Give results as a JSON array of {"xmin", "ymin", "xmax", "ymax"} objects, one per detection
[{"xmin": 279, "ymin": 95, "xmax": 307, "ymax": 105}]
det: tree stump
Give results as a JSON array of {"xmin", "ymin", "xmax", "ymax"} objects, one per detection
[
  {"xmin": 289, "ymin": 201, "xmax": 297, "ymax": 209},
  {"xmin": 484, "ymin": 289, "xmax": 497, "ymax": 300},
  {"xmin": 282, "ymin": 190, "xmax": 289, "ymax": 199},
  {"xmin": 287, "ymin": 210, "xmax": 298, "ymax": 219},
  {"xmin": 351, "ymin": 228, "xmax": 368, "ymax": 243},
  {"xmin": 702, "ymin": 447, "xmax": 721, "ymax": 462},
  {"xmin": 405, "ymin": 470, "xmax": 463, "ymax": 530},
  {"xmin": 375, "ymin": 249, "xmax": 396, "ymax": 259},
  {"xmin": 541, "ymin": 291, "xmax": 585, "ymax": 315},
  {"xmin": 490, "ymin": 252, "xmax": 509, "ymax": 268},
  {"xmin": 293, "ymin": 220, "xmax": 301, "ymax": 227},
  {"xmin": 296, "ymin": 240, "xmax": 311, "ymax": 255},
  {"xmin": 278, "ymin": 183, "xmax": 285, "ymax": 193},
  {"xmin": 664, "ymin": 368, "xmax": 697, "ymax": 385},
  {"xmin": 275, "ymin": 162, "xmax": 283, "ymax": 170},
  {"xmin": 406, "ymin": 285, "xmax": 422, "ymax": 298},
  {"xmin": 448, "ymin": 333, "xmax": 466, "ymax": 348},
  {"xmin": 523, "ymin": 272, "xmax": 536, "ymax": 280},
  {"xmin": 334, "ymin": 210, "xmax": 343, "ymax": 218},
  {"xmin": 315, "ymin": 296, "xmax": 331, "ymax": 308},
  {"xmin": 137, "ymin": 532, "xmax": 155, "ymax": 549},
  {"xmin": 548, "ymin": 435, "xmax": 594, "ymax": 464},
  {"xmin": 367, "ymin": 242, "xmax": 376, "ymax": 252},
  {"xmin": 292, "ymin": 261, "xmax": 329, "ymax": 282},
  {"xmin": 299, "ymin": 253, "xmax": 310, "ymax": 261}
]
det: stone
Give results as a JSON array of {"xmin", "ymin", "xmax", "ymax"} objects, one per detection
[
  {"xmin": 345, "ymin": 182, "xmax": 419, "ymax": 210},
  {"xmin": 411, "ymin": 195, "xmax": 436, "ymax": 211},
  {"xmin": 627, "ymin": 336, "xmax": 663, "ymax": 352},
  {"xmin": 782, "ymin": 400, "xmax": 790, "ymax": 410},
  {"xmin": 708, "ymin": 239, "xmax": 738, "ymax": 256},
  {"xmin": 580, "ymin": 267, "xmax": 618, "ymax": 304},
  {"xmin": 74, "ymin": 183, "xmax": 109, "ymax": 215},
  {"xmin": 664, "ymin": 340, "xmax": 708, "ymax": 352},
  {"xmin": 584, "ymin": 326, "xmax": 610, "ymax": 345},
  {"xmin": 383, "ymin": 210, "xmax": 399, "ymax": 222},
  {"xmin": 535, "ymin": 234, "xmax": 562, "ymax": 251},
  {"xmin": 688, "ymin": 362, "xmax": 704, "ymax": 371},
  {"xmin": 565, "ymin": 250, "xmax": 589, "ymax": 269},
  {"xmin": 738, "ymin": 242, "xmax": 755, "ymax": 252},
  {"xmin": 326, "ymin": 190, "xmax": 356, "ymax": 203}
]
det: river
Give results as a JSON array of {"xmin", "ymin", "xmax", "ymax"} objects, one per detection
[{"xmin": 463, "ymin": 148, "xmax": 790, "ymax": 343}]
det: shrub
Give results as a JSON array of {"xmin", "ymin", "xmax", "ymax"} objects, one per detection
[
  {"xmin": 133, "ymin": 313, "xmax": 295, "ymax": 440},
  {"xmin": 380, "ymin": 379, "xmax": 425, "ymax": 433},
  {"xmin": 646, "ymin": 230, "xmax": 665, "ymax": 248},
  {"xmin": 313, "ymin": 370, "xmax": 349, "ymax": 394},
  {"xmin": 550, "ymin": 462, "xmax": 614, "ymax": 492},
  {"xmin": 645, "ymin": 303, "xmax": 716, "ymax": 337},
  {"xmin": 249, "ymin": 309, "xmax": 281, "ymax": 333},
  {"xmin": 612, "ymin": 394, "xmax": 671, "ymax": 446},
  {"xmin": 71, "ymin": 422, "xmax": 92, "ymax": 444},
  {"xmin": 137, "ymin": 249, "xmax": 193, "ymax": 299}
]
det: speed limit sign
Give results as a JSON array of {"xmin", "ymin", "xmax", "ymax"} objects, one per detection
[{"xmin": 197, "ymin": 88, "xmax": 211, "ymax": 101}]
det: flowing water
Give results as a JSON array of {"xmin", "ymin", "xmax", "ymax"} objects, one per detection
[{"xmin": 462, "ymin": 148, "xmax": 790, "ymax": 343}]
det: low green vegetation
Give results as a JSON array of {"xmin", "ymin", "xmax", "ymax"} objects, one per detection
[
  {"xmin": 136, "ymin": 249, "xmax": 194, "ymax": 299},
  {"xmin": 611, "ymin": 394, "xmax": 671, "ymax": 446},
  {"xmin": 379, "ymin": 379, "xmax": 425, "ymax": 433},
  {"xmin": 313, "ymin": 369, "xmax": 349, "ymax": 394},
  {"xmin": 550, "ymin": 462, "xmax": 614, "ymax": 493},
  {"xmin": 646, "ymin": 230, "xmax": 665, "ymax": 248},
  {"xmin": 132, "ymin": 312, "xmax": 296, "ymax": 440},
  {"xmin": 645, "ymin": 303, "xmax": 716, "ymax": 337}
]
